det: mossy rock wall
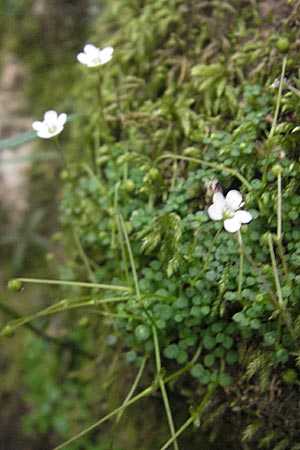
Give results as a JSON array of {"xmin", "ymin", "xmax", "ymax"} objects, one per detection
[{"xmin": 4, "ymin": 1, "xmax": 300, "ymax": 449}]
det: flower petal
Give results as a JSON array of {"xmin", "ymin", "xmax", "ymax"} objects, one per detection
[
  {"xmin": 208, "ymin": 203, "xmax": 223, "ymax": 221},
  {"xmin": 32, "ymin": 120, "xmax": 43, "ymax": 131},
  {"xmin": 44, "ymin": 110, "xmax": 58, "ymax": 125},
  {"xmin": 56, "ymin": 113, "xmax": 67, "ymax": 127},
  {"xmin": 225, "ymin": 190, "xmax": 243, "ymax": 211},
  {"xmin": 77, "ymin": 52, "xmax": 89, "ymax": 65},
  {"xmin": 224, "ymin": 218, "xmax": 241, "ymax": 233},
  {"xmin": 83, "ymin": 44, "xmax": 97, "ymax": 55},
  {"xmin": 213, "ymin": 192, "xmax": 225, "ymax": 207},
  {"xmin": 234, "ymin": 210, "xmax": 252, "ymax": 224},
  {"xmin": 99, "ymin": 46, "xmax": 114, "ymax": 64}
]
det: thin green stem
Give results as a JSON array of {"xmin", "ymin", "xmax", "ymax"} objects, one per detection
[
  {"xmin": 116, "ymin": 356, "xmax": 148, "ymax": 424},
  {"xmin": 109, "ymin": 356, "xmax": 148, "ymax": 450},
  {"xmin": 234, "ymin": 235, "xmax": 299, "ymax": 350},
  {"xmin": 156, "ymin": 153, "xmax": 252, "ymax": 192},
  {"xmin": 1, "ymin": 296, "xmax": 132, "ymax": 333},
  {"xmin": 171, "ymin": 159, "xmax": 178, "ymax": 188},
  {"xmin": 54, "ymin": 136, "xmax": 69, "ymax": 170},
  {"xmin": 237, "ymin": 231, "xmax": 244, "ymax": 302},
  {"xmin": 153, "ymin": 326, "xmax": 179, "ymax": 450},
  {"xmin": 51, "ymin": 343, "xmax": 204, "ymax": 450},
  {"xmin": 191, "ymin": 226, "xmax": 222, "ymax": 285},
  {"xmin": 159, "ymin": 381, "xmax": 218, "ymax": 450},
  {"xmin": 277, "ymin": 172, "xmax": 282, "ymax": 240},
  {"xmin": 276, "ymin": 239, "xmax": 291, "ymax": 287},
  {"xmin": 268, "ymin": 234, "xmax": 284, "ymax": 308},
  {"xmin": 111, "ymin": 181, "xmax": 121, "ymax": 249},
  {"xmin": 262, "ymin": 56, "xmax": 287, "ymax": 185},
  {"xmin": 73, "ymin": 229, "xmax": 96, "ymax": 282},
  {"xmin": 97, "ymin": 70, "xmax": 104, "ymax": 118},
  {"xmin": 16, "ymin": 277, "xmax": 131, "ymax": 291},
  {"xmin": 118, "ymin": 214, "xmax": 141, "ymax": 300},
  {"xmin": 52, "ymin": 384, "xmax": 157, "ymax": 450},
  {"xmin": 116, "ymin": 215, "xmax": 130, "ymax": 284},
  {"xmin": 0, "ymin": 302, "xmax": 95, "ymax": 359}
]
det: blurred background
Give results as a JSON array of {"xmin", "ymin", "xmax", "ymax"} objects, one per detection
[{"xmin": 0, "ymin": 1, "xmax": 92, "ymax": 448}]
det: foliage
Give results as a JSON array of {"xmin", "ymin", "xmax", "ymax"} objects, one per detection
[{"xmin": 2, "ymin": 0, "xmax": 300, "ymax": 449}]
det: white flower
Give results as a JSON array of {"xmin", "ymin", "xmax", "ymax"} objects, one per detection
[
  {"xmin": 32, "ymin": 110, "xmax": 67, "ymax": 139},
  {"xmin": 207, "ymin": 189, "xmax": 252, "ymax": 233},
  {"xmin": 77, "ymin": 44, "xmax": 114, "ymax": 68}
]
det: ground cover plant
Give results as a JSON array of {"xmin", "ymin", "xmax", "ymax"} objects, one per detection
[{"xmin": 2, "ymin": 1, "xmax": 300, "ymax": 449}]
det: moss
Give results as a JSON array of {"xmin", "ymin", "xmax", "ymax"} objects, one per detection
[{"xmin": 4, "ymin": 0, "xmax": 300, "ymax": 449}]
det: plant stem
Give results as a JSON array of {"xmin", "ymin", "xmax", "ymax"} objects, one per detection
[
  {"xmin": 118, "ymin": 213, "xmax": 141, "ymax": 300},
  {"xmin": 159, "ymin": 381, "xmax": 218, "ymax": 450},
  {"xmin": 262, "ymin": 56, "xmax": 287, "ymax": 185},
  {"xmin": 116, "ymin": 356, "xmax": 147, "ymax": 424},
  {"xmin": 191, "ymin": 225, "xmax": 222, "ymax": 285},
  {"xmin": 73, "ymin": 229, "xmax": 96, "ymax": 282},
  {"xmin": 0, "ymin": 302, "xmax": 95, "ymax": 359},
  {"xmin": 156, "ymin": 153, "xmax": 252, "ymax": 192},
  {"xmin": 268, "ymin": 234, "xmax": 284, "ymax": 308},
  {"xmin": 235, "ymin": 235, "xmax": 299, "ymax": 350},
  {"xmin": 51, "ymin": 343, "xmax": 205, "ymax": 450},
  {"xmin": 16, "ymin": 277, "xmax": 131, "ymax": 291},
  {"xmin": 54, "ymin": 136, "xmax": 69, "ymax": 170},
  {"xmin": 237, "ymin": 231, "xmax": 244, "ymax": 301},
  {"xmin": 277, "ymin": 172, "xmax": 282, "ymax": 240},
  {"xmin": 153, "ymin": 326, "xmax": 179, "ymax": 450}
]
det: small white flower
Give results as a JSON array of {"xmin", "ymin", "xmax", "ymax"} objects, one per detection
[
  {"xmin": 32, "ymin": 110, "xmax": 67, "ymax": 139},
  {"xmin": 207, "ymin": 189, "xmax": 252, "ymax": 233},
  {"xmin": 77, "ymin": 44, "xmax": 114, "ymax": 68}
]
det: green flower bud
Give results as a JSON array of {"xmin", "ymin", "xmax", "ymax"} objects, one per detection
[
  {"xmin": 272, "ymin": 164, "xmax": 283, "ymax": 176},
  {"xmin": 148, "ymin": 168, "xmax": 160, "ymax": 181},
  {"xmin": 123, "ymin": 179, "xmax": 135, "ymax": 194},
  {"xmin": 7, "ymin": 279, "xmax": 23, "ymax": 293},
  {"xmin": 2, "ymin": 325, "xmax": 15, "ymax": 337},
  {"xmin": 276, "ymin": 37, "xmax": 290, "ymax": 53}
]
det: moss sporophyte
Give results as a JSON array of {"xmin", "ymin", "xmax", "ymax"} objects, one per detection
[{"xmin": 207, "ymin": 189, "xmax": 252, "ymax": 233}]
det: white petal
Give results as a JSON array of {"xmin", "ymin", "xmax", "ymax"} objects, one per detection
[
  {"xmin": 77, "ymin": 52, "xmax": 89, "ymax": 65},
  {"xmin": 84, "ymin": 44, "xmax": 98, "ymax": 55},
  {"xmin": 32, "ymin": 120, "xmax": 43, "ymax": 131},
  {"xmin": 234, "ymin": 210, "xmax": 252, "ymax": 224},
  {"xmin": 57, "ymin": 113, "xmax": 67, "ymax": 126},
  {"xmin": 37, "ymin": 129, "xmax": 53, "ymax": 139},
  {"xmin": 225, "ymin": 190, "xmax": 243, "ymax": 211},
  {"xmin": 44, "ymin": 110, "xmax": 58, "ymax": 125},
  {"xmin": 224, "ymin": 218, "xmax": 241, "ymax": 233},
  {"xmin": 99, "ymin": 46, "xmax": 113, "ymax": 64},
  {"xmin": 212, "ymin": 192, "xmax": 225, "ymax": 207},
  {"xmin": 208, "ymin": 204, "xmax": 223, "ymax": 221}
]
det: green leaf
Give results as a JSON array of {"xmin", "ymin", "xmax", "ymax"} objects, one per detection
[{"xmin": 0, "ymin": 130, "xmax": 37, "ymax": 151}]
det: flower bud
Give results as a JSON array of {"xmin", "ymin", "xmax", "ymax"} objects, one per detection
[
  {"xmin": 272, "ymin": 164, "xmax": 283, "ymax": 176},
  {"xmin": 276, "ymin": 37, "xmax": 290, "ymax": 53},
  {"xmin": 123, "ymin": 179, "xmax": 135, "ymax": 194},
  {"xmin": 2, "ymin": 325, "xmax": 15, "ymax": 337},
  {"xmin": 7, "ymin": 279, "xmax": 23, "ymax": 292}
]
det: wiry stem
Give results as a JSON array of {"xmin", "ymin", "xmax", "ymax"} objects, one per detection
[
  {"xmin": 262, "ymin": 56, "xmax": 287, "ymax": 185},
  {"xmin": 153, "ymin": 325, "xmax": 179, "ymax": 450}
]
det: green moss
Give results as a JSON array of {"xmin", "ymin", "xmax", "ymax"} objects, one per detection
[{"xmin": 4, "ymin": 0, "xmax": 300, "ymax": 449}]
